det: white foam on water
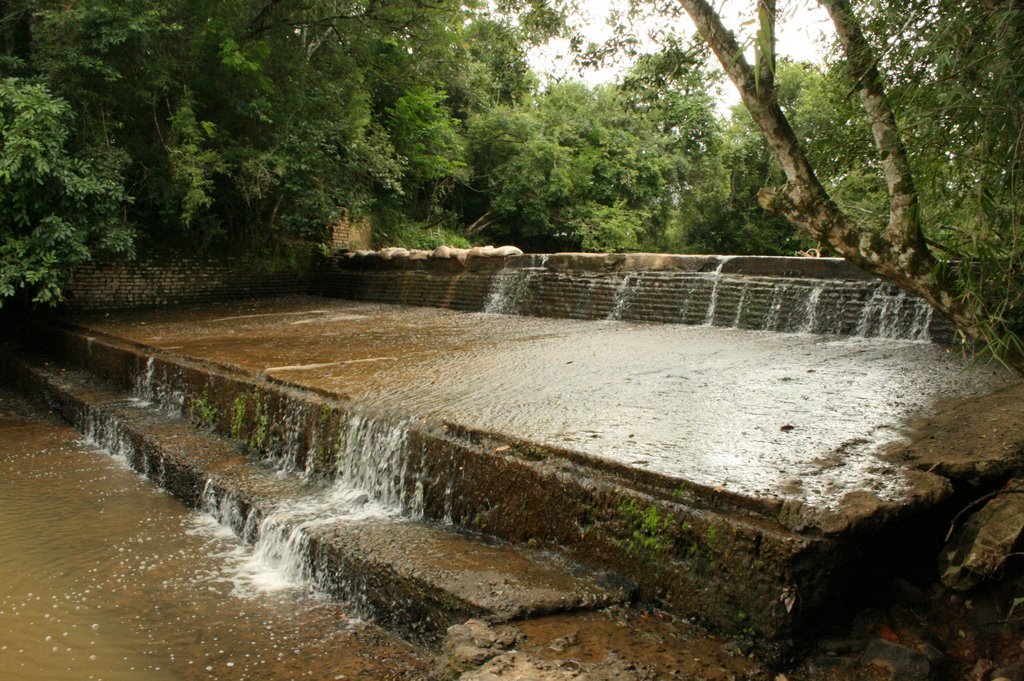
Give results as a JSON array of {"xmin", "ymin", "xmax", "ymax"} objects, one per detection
[{"xmin": 199, "ymin": 476, "xmax": 397, "ymax": 598}]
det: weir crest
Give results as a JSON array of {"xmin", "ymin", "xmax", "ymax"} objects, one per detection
[
  {"xmin": 6, "ymin": 251, "xmax": 1021, "ymax": 666},
  {"xmin": 479, "ymin": 263, "xmax": 940, "ymax": 340},
  {"xmin": 318, "ymin": 253, "xmax": 952, "ymax": 341}
]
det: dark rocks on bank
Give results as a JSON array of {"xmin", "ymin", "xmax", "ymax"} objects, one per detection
[
  {"xmin": 992, "ymin": 665, "xmax": 1024, "ymax": 681},
  {"xmin": 816, "ymin": 637, "xmax": 868, "ymax": 654},
  {"xmin": 864, "ymin": 638, "xmax": 935, "ymax": 680},
  {"xmin": 940, "ymin": 481, "xmax": 1024, "ymax": 592}
]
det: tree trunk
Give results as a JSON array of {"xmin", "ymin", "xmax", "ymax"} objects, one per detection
[{"xmin": 675, "ymin": 0, "xmax": 987, "ymax": 350}]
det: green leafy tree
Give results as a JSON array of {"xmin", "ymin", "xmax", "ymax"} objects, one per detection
[
  {"xmin": 0, "ymin": 0, "xmax": 570, "ymax": 299},
  {"xmin": 465, "ymin": 78, "xmax": 719, "ymax": 252},
  {"xmin": 0, "ymin": 78, "xmax": 131, "ymax": 304},
  {"xmin": 675, "ymin": 0, "xmax": 1024, "ymax": 369}
]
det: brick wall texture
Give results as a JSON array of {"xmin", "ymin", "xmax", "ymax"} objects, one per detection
[{"xmin": 67, "ymin": 260, "xmax": 309, "ymax": 311}]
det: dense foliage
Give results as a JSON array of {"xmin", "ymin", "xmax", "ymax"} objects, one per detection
[
  {"xmin": 2, "ymin": 0, "xmax": 1021, "ymax": 369},
  {"xmin": 671, "ymin": 0, "xmax": 1023, "ymax": 367},
  {"xmin": 0, "ymin": 0, "xmax": 805, "ymax": 306}
]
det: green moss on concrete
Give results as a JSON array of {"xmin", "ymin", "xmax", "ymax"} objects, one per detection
[
  {"xmin": 618, "ymin": 498, "xmax": 674, "ymax": 557},
  {"xmin": 231, "ymin": 392, "xmax": 248, "ymax": 439},
  {"xmin": 187, "ymin": 389, "xmax": 218, "ymax": 429},
  {"xmin": 248, "ymin": 393, "xmax": 268, "ymax": 451}
]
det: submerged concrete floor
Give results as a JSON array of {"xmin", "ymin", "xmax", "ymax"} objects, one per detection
[
  {"xmin": 0, "ymin": 387, "xmax": 431, "ymax": 680},
  {"xmin": 74, "ymin": 295, "xmax": 1017, "ymax": 516}
]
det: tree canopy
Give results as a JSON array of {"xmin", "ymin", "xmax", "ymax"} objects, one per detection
[
  {"xmin": 1, "ymin": 0, "xmax": 1021, "ymax": 368},
  {"xmin": 675, "ymin": 0, "xmax": 1023, "ymax": 368}
]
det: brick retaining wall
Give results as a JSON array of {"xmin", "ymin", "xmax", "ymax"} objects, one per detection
[{"xmin": 67, "ymin": 260, "xmax": 309, "ymax": 311}]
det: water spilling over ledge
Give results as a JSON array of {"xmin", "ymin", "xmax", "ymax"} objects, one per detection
[
  {"xmin": 5, "ymin": 252, "xmax": 1023, "ymax": 662},
  {"xmin": 316, "ymin": 253, "xmax": 954, "ymax": 341},
  {"xmin": 7, "ymin": 286, "xmax": 1019, "ymax": 649}
]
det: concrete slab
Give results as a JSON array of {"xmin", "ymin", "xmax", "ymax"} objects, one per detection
[
  {"xmin": 5, "ymin": 353, "xmax": 631, "ymax": 641},
  {"xmin": 16, "ymin": 294, "xmax": 1024, "ymax": 643},
  {"xmin": 309, "ymin": 519, "xmax": 632, "ymax": 624},
  {"xmin": 66, "ymin": 296, "xmax": 1016, "ymax": 526}
]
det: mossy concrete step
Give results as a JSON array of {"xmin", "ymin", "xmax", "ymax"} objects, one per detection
[
  {"xmin": 307, "ymin": 519, "xmax": 631, "ymax": 638},
  {"xmin": 3, "ymin": 353, "xmax": 631, "ymax": 642},
  {"xmin": 17, "ymin": 320, "xmax": 925, "ymax": 649}
]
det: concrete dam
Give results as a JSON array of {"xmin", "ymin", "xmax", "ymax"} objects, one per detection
[{"xmin": 3, "ymin": 252, "xmax": 1021, "ymax": 679}]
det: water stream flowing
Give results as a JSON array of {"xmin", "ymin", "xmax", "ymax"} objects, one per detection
[
  {"xmin": 0, "ymin": 389, "xmax": 425, "ymax": 681},
  {"xmin": 478, "ymin": 260, "xmax": 942, "ymax": 341}
]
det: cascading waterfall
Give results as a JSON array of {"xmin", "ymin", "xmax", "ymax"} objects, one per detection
[
  {"xmin": 194, "ymin": 406, "xmax": 425, "ymax": 593},
  {"xmin": 801, "ymin": 287, "xmax": 824, "ymax": 334},
  {"xmin": 607, "ymin": 274, "xmax": 639, "ymax": 321},
  {"xmin": 703, "ymin": 258, "xmax": 732, "ymax": 326},
  {"xmin": 475, "ymin": 255, "xmax": 943, "ymax": 340},
  {"xmin": 129, "ymin": 356, "xmax": 187, "ymax": 416},
  {"xmin": 337, "ymin": 412, "xmax": 425, "ymax": 518},
  {"xmin": 857, "ymin": 285, "xmax": 934, "ymax": 341},
  {"xmin": 81, "ymin": 400, "xmax": 400, "ymax": 597},
  {"xmin": 80, "ymin": 402, "xmax": 160, "ymax": 485},
  {"xmin": 271, "ymin": 399, "xmax": 315, "ymax": 473},
  {"xmin": 763, "ymin": 282, "xmax": 791, "ymax": 332},
  {"xmin": 199, "ymin": 478, "xmax": 394, "ymax": 593},
  {"xmin": 483, "ymin": 268, "xmax": 535, "ymax": 315},
  {"xmin": 98, "ymin": 348, "xmax": 431, "ymax": 597},
  {"xmin": 134, "ymin": 356, "xmax": 156, "ymax": 404},
  {"xmin": 731, "ymin": 285, "xmax": 749, "ymax": 328}
]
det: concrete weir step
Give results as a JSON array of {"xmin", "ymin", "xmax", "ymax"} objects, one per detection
[
  {"xmin": 4, "ymin": 353, "xmax": 632, "ymax": 642},
  {"xmin": 13, "ymin": 320, "xmax": 877, "ymax": 646},
  {"xmin": 24, "ymin": 316, "xmax": 966, "ymax": 649}
]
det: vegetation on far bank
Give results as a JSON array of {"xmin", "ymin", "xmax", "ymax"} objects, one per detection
[{"xmin": 1, "ymin": 0, "xmax": 1021, "ymax": 368}]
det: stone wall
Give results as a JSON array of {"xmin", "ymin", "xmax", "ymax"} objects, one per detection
[
  {"xmin": 329, "ymin": 210, "xmax": 372, "ymax": 251},
  {"xmin": 67, "ymin": 260, "xmax": 309, "ymax": 311},
  {"xmin": 314, "ymin": 252, "xmax": 954, "ymax": 341},
  {"xmin": 65, "ymin": 251, "xmax": 954, "ymax": 342}
]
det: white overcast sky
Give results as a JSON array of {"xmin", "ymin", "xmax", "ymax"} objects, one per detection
[{"xmin": 527, "ymin": 0, "xmax": 835, "ymax": 107}]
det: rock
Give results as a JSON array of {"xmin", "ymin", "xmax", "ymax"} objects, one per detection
[
  {"xmin": 969, "ymin": 658, "xmax": 996, "ymax": 681},
  {"xmin": 433, "ymin": 619, "xmax": 524, "ymax": 681},
  {"xmin": 547, "ymin": 631, "xmax": 578, "ymax": 652},
  {"xmin": 992, "ymin": 666, "xmax": 1024, "ymax": 681},
  {"xmin": 492, "ymin": 246, "xmax": 524, "ymax": 257},
  {"xmin": 916, "ymin": 641, "xmax": 945, "ymax": 669},
  {"xmin": 458, "ymin": 652, "xmax": 645, "ymax": 681},
  {"xmin": 808, "ymin": 656, "xmax": 859, "ymax": 674},
  {"xmin": 817, "ymin": 637, "xmax": 867, "ymax": 654},
  {"xmin": 433, "ymin": 245, "xmax": 454, "ymax": 259},
  {"xmin": 378, "ymin": 247, "xmax": 410, "ymax": 261},
  {"xmin": 864, "ymin": 638, "xmax": 933, "ymax": 680},
  {"xmin": 891, "ymin": 578, "xmax": 928, "ymax": 605},
  {"xmin": 940, "ymin": 480, "xmax": 1024, "ymax": 591}
]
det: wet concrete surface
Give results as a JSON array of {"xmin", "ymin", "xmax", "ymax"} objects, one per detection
[
  {"xmin": 309, "ymin": 519, "xmax": 631, "ymax": 621},
  {"xmin": 0, "ymin": 386, "xmax": 430, "ymax": 680},
  {"xmin": 6, "ymin": 356, "xmax": 637, "ymax": 642},
  {"xmin": 74, "ymin": 296, "xmax": 1017, "ymax": 515}
]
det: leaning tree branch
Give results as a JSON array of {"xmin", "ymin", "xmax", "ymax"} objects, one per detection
[
  {"xmin": 675, "ymin": 0, "xmax": 862, "ymax": 257},
  {"xmin": 676, "ymin": 0, "xmax": 983, "ymax": 335},
  {"xmin": 820, "ymin": 0, "xmax": 932, "ymax": 265}
]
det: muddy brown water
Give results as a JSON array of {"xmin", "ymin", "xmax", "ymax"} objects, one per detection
[
  {"xmin": 0, "ymin": 388, "xmax": 429, "ymax": 681},
  {"xmin": 79, "ymin": 296, "xmax": 1016, "ymax": 512},
  {"xmin": 0, "ymin": 387, "xmax": 767, "ymax": 681}
]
